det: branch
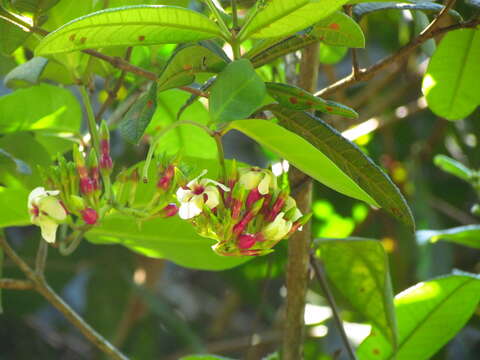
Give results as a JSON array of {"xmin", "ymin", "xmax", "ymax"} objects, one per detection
[
  {"xmin": 0, "ymin": 237, "xmax": 128, "ymax": 360},
  {"xmin": 0, "ymin": 278, "xmax": 34, "ymax": 290},
  {"xmin": 310, "ymin": 254, "xmax": 357, "ymax": 360},
  {"xmin": 316, "ymin": 9, "xmax": 478, "ymax": 97}
]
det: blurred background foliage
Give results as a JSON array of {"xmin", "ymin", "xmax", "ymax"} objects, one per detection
[{"xmin": 0, "ymin": 0, "xmax": 479, "ymax": 359}]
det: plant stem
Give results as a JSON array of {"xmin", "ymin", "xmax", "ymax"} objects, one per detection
[
  {"xmin": 204, "ymin": 0, "xmax": 230, "ymax": 38},
  {"xmin": 230, "ymin": 0, "xmax": 241, "ymax": 59},
  {"xmin": 79, "ymin": 85, "xmax": 113, "ymax": 200},
  {"xmin": 0, "ymin": 279, "xmax": 34, "ymax": 290},
  {"xmin": 231, "ymin": 0, "xmax": 239, "ymax": 30},
  {"xmin": 310, "ymin": 255, "xmax": 357, "ymax": 360},
  {"xmin": 0, "ymin": 236, "xmax": 128, "ymax": 360},
  {"xmin": 35, "ymin": 240, "xmax": 48, "ymax": 276},
  {"xmin": 214, "ymin": 132, "xmax": 227, "ymax": 181}
]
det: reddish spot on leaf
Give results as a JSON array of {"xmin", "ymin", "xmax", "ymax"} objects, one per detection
[
  {"xmin": 373, "ymin": 349, "xmax": 380, "ymax": 355},
  {"xmin": 69, "ymin": 34, "xmax": 76, "ymax": 41},
  {"xmin": 146, "ymin": 100, "xmax": 154, "ymax": 108},
  {"xmin": 326, "ymin": 106, "xmax": 333, "ymax": 112},
  {"xmin": 306, "ymin": 101, "xmax": 314, "ymax": 107},
  {"xmin": 183, "ymin": 64, "xmax": 193, "ymax": 71},
  {"xmin": 289, "ymin": 97, "xmax": 298, "ymax": 105},
  {"xmin": 80, "ymin": 37, "xmax": 87, "ymax": 44},
  {"xmin": 329, "ymin": 23, "xmax": 340, "ymax": 30},
  {"xmin": 138, "ymin": 35, "xmax": 145, "ymax": 41},
  {"xmin": 359, "ymin": 287, "xmax": 365, "ymax": 293}
]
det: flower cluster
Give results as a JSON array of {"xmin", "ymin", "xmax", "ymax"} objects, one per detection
[{"xmin": 176, "ymin": 162, "xmax": 311, "ymax": 256}]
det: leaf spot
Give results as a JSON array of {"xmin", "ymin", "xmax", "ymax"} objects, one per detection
[
  {"xmin": 289, "ymin": 97, "xmax": 298, "ymax": 105},
  {"xmin": 80, "ymin": 37, "xmax": 87, "ymax": 44},
  {"xmin": 329, "ymin": 23, "xmax": 340, "ymax": 30},
  {"xmin": 138, "ymin": 35, "xmax": 146, "ymax": 41},
  {"xmin": 373, "ymin": 349, "xmax": 380, "ymax": 355},
  {"xmin": 183, "ymin": 64, "xmax": 193, "ymax": 71},
  {"xmin": 326, "ymin": 106, "xmax": 333, "ymax": 112},
  {"xmin": 146, "ymin": 100, "xmax": 154, "ymax": 108},
  {"xmin": 69, "ymin": 34, "xmax": 76, "ymax": 42}
]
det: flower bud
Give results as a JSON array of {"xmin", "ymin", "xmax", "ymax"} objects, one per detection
[
  {"xmin": 81, "ymin": 207, "xmax": 98, "ymax": 225},
  {"xmin": 99, "ymin": 121, "xmax": 113, "ymax": 173},
  {"xmin": 87, "ymin": 150, "xmax": 101, "ymax": 191},
  {"xmin": 262, "ymin": 212, "xmax": 292, "ymax": 241},
  {"xmin": 238, "ymin": 234, "xmax": 256, "ymax": 250},
  {"xmin": 239, "ymin": 167, "xmax": 276, "ymax": 195},
  {"xmin": 266, "ymin": 190, "xmax": 288, "ymax": 222},
  {"xmin": 159, "ymin": 203, "xmax": 179, "ymax": 218},
  {"xmin": 157, "ymin": 164, "xmax": 175, "ymax": 191},
  {"xmin": 288, "ymin": 213, "xmax": 312, "ymax": 235},
  {"xmin": 73, "ymin": 144, "xmax": 88, "ymax": 179}
]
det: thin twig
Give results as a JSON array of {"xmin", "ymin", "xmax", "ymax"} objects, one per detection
[
  {"xmin": 317, "ymin": 10, "xmax": 478, "ymax": 96},
  {"xmin": 310, "ymin": 254, "xmax": 357, "ymax": 360},
  {"xmin": 0, "ymin": 237, "xmax": 128, "ymax": 360},
  {"xmin": 35, "ymin": 240, "xmax": 48, "ymax": 276},
  {"xmin": 0, "ymin": 278, "xmax": 35, "ymax": 290},
  {"xmin": 345, "ymin": 5, "xmax": 360, "ymax": 80},
  {"xmin": 95, "ymin": 47, "xmax": 133, "ymax": 122}
]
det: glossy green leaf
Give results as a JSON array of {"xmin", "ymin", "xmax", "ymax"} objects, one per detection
[
  {"xmin": 353, "ymin": 2, "xmax": 462, "ymax": 21},
  {"xmin": 0, "ymin": 83, "xmax": 81, "ymax": 133},
  {"xmin": 319, "ymin": 44, "xmax": 348, "ymax": 64},
  {"xmin": 416, "ymin": 225, "xmax": 480, "ymax": 249},
  {"xmin": 433, "ymin": 154, "xmax": 472, "ymax": 182},
  {"xmin": 316, "ymin": 238, "xmax": 397, "ymax": 346},
  {"xmin": 4, "ymin": 57, "xmax": 49, "ymax": 88},
  {"xmin": 0, "ymin": 187, "xmax": 30, "ymax": 228},
  {"xmin": 266, "ymin": 105, "xmax": 414, "ymax": 228},
  {"xmin": 87, "ymin": 214, "xmax": 249, "ymax": 271},
  {"xmin": 245, "ymin": 10, "xmax": 363, "ymax": 68},
  {"xmin": 35, "ymin": 5, "xmax": 224, "ymax": 56},
  {"xmin": 227, "ymin": 118, "xmax": 375, "ymax": 204},
  {"xmin": 209, "ymin": 59, "xmax": 266, "ymax": 123},
  {"xmin": 147, "ymin": 89, "xmax": 217, "ymax": 159},
  {"xmin": 119, "ymin": 82, "xmax": 157, "ymax": 144},
  {"xmin": 0, "ymin": 10, "xmax": 30, "ymax": 55},
  {"xmin": 422, "ymin": 29, "xmax": 480, "ymax": 120},
  {"xmin": 0, "ymin": 148, "xmax": 31, "ymax": 175},
  {"xmin": 358, "ymin": 273, "xmax": 480, "ymax": 360},
  {"xmin": 157, "ymin": 42, "xmax": 229, "ymax": 92},
  {"xmin": 265, "ymin": 82, "xmax": 358, "ymax": 118},
  {"xmin": 5, "ymin": 0, "xmax": 60, "ymax": 14},
  {"xmin": 238, "ymin": 0, "xmax": 349, "ymax": 41}
]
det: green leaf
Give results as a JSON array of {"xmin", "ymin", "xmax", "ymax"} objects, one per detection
[
  {"xmin": 4, "ymin": 57, "xmax": 49, "ymax": 88},
  {"xmin": 209, "ymin": 59, "xmax": 266, "ymax": 123},
  {"xmin": 266, "ymin": 106, "xmax": 414, "ymax": 229},
  {"xmin": 157, "ymin": 42, "xmax": 229, "ymax": 92},
  {"xmin": 147, "ymin": 89, "xmax": 217, "ymax": 159},
  {"xmin": 357, "ymin": 273, "xmax": 480, "ymax": 360},
  {"xmin": 412, "ymin": 11, "xmax": 435, "ymax": 57},
  {"xmin": 0, "ymin": 187, "xmax": 30, "ymax": 228},
  {"xmin": 319, "ymin": 44, "xmax": 348, "ymax": 65},
  {"xmin": 0, "ymin": 241, "xmax": 3, "ymax": 314},
  {"xmin": 316, "ymin": 238, "xmax": 397, "ymax": 347},
  {"xmin": 433, "ymin": 154, "xmax": 472, "ymax": 182},
  {"xmin": 119, "ymin": 82, "xmax": 157, "ymax": 144},
  {"xmin": 423, "ymin": 29, "xmax": 480, "ymax": 120},
  {"xmin": 416, "ymin": 225, "xmax": 480, "ymax": 249},
  {"xmin": 238, "ymin": 0, "xmax": 349, "ymax": 41},
  {"xmin": 0, "ymin": 83, "xmax": 81, "ymax": 133},
  {"xmin": 35, "ymin": 5, "xmax": 224, "ymax": 56},
  {"xmin": 265, "ymin": 82, "xmax": 358, "ymax": 118},
  {"xmin": 245, "ymin": 10, "xmax": 363, "ymax": 68},
  {"xmin": 0, "ymin": 148, "xmax": 31, "ymax": 175},
  {"xmin": 353, "ymin": 2, "xmax": 462, "ymax": 21},
  {"xmin": 466, "ymin": 0, "xmax": 480, "ymax": 9},
  {"xmin": 179, "ymin": 356, "xmax": 235, "ymax": 360},
  {"xmin": 0, "ymin": 10, "xmax": 30, "ymax": 55}
]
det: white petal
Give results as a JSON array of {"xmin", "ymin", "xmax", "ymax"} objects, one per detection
[
  {"xmin": 187, "ymin": 169, "xmax": 208, "ymax": 187},
  {"xmin": 258, "ymin": 174, "xmax": 271, "ymax": 195},
  {"xmin": 284, "ymin": 196, "xmax": 297, "ymax": 211},
  {"xmin": 28, "ymin": 187, "xmax": 47, "ymax": 207},
  {"xmin": 39, "ymin": 217, "xmax": 59, "ymax": 243},
  {"xmin": 203, "ymin": 178, "xmax": 230, "ymax": 192},
  {"xmin": 204, "ymin": 186, "xmax": 220, "ymax": 209},
  {"xmin": 178, "ymin": 201, "xmax": 203, "ymax": 219},
  {"xmin": 239, "ymin": 172, "xmax": 262, "ymax": 190},
  {"xmin": 176, "ymin": 187, "xmax": 192, "ymax": 202},
  {"xmin": 39, "ymin": 196, "xmax": 67, "ymax": 221}
]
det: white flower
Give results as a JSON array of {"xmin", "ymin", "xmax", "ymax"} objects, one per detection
[
  {"xmin": 238, "ymin": 167, "xmax": 276, "ymax": 195},
  {"xmin": 284, "ymin": 196, "xmax": 303, "ymax": 222},
  {"xmin": 262, "ymin": 212, "xmax": 293, "ymax": 241},
  {"xmin": 176, "ymin": 170, "xmax": 230, "ymax": 220},
  {"xmin": 28, "ymin": 187, "xmax": 67, "ymax": 243}
]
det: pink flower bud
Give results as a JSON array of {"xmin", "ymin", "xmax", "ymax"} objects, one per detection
[
  {"xmin": 100, "ymin": 154, "xmax": 113, "ymax": 170},
  {"xmin": 231, "ymin": 198, "xmax": 243, "ymax": 219},
  {"xmin": 80, "ymin": 177, "xmax": 95, "ymax": 195},
  {"xmin": 233, "ymin": 210, "xmax": 255, "ymax": 236},
  {"xmin": 266, "ymin": 192, "xmax": 287, "ymax": 222},
  {"xmin": 160, "ymin": 203, "xmax": 178, "ymax": 218},
  {"xmin": 246, "ymin": 188, "xmax": 262, "ymax": 208},
  {"xmin": 101, "ymin": 139, "xmax": 109, "ymax": 155},
  {"xmin": 157, "ymin": 165, "xmax": 174, "ymax": 191},
  {"xmin": 238, "ymin": 234, "xmax": 256, "ymax": 250},
  {"xmin": 81, "ymin": 208, "xmax": 98, "ymax": 225}
]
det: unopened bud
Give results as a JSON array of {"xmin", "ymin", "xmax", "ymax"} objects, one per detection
[
  {"xmin": 80, "ymin": 177, "xmax": 95, "ymax": 195},
  {"xmin": 238, "ymin": 234, "xmax": 256, "ymax": 250},
  {"xmin": 233, "ymin": 198, "xmax": 264, "ymax": 236},
  {"xmin": 288, "ymin": 213, "xmax": 312, "ymax": 235},
  {"xmin": 81, "ymin": 207, "xmax": 98, "ymax": 225},
  {"xmin": 246, "ymin": 188, "xmax": 262, "ymax": 208},
  {"xmin": 157, "ymin": 164, "xmax": 175, "ymax": 191},
  {"xmin": 159, "ymin": 203, "xmax": 178, "ymax": 218},
  {"xmin": 73, "ymin": 144, "xmax": 88, "ymax": 179},
  {"xmin": 266, "ymin": 190, "xmax": 288, "ymax": 222},
  {"xmin": 99, "ymin": 121, "xmax": 113, "ymax": 173},
  {"xmin": 69, "ymin": 195, "xmax": 85, "ymax": 212}
]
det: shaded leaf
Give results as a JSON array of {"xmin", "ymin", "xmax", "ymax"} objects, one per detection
[
  {"xmin": 354, "ymin": 2, "xmax": 462, "ymax": 21},
  {"xmin": 4, "ymin": 57, "xmax": 49, "ymax": 88},
  {"xmin": 422, "ymin": 29, "xmax": 480, "ymax": 120},
  {"xmin": 0, "ymin": 83, "xmax": 81, "ymax": 133},
  {"xmin": 416, "ymin": 225, "xmax": 480, "ymax": 249},
  {"xmin": 412, "ymin": 11, "xmax": 435, "ymax": 57},
  {"xmin": 0, "ymin": 10, "xmax": 30, "ymax": 55},
  {"xmin": 119, "ymin": 82, "xmax": 157, "ymax": 144},
  {"xmin": 466, "ymin": 0, "xmax": 480, "ymax": 8},
  {"xmin": 433, "ymin": 154, "xmax": 472, "ymax": 182},
  {"xmin": 157, "ymin": 42, "xmax": 228, "ymax": 92},
  {"xmin": 0, "ymin": 187, "xmax": 30, "ymax": 228},
  {"xmin": 265, "ymin": 82, "xmax": 358, "ymax": 118},
  {"xmin": 209, "ymin": 59, "xmax": 266, "ymax": 123},
  {"xmin": 358, "ymin": 273, "xmax": 480, "ymax": 360},
  {"xmin": 36, "ymin": 5, "xmax": 224, "ymax": 56},
  {"xmin": 238, "ymin": 0, "xmax": 349, "ymax": 41},
  {"xmin": 179, "ymin": 356, "xmax": 235, "ymax": 360},
  {"xmin": 0, "ymin": 243, "xmax": 2, "ymax": 313},
  {"xmin": 267, "ymin": 105, "xmax": 414, "ymax": 229},
  {"xmin": 316, "ymin": 238, "xmax": 397, "ymax": 346},
  {"xmin": 0, "ymin": 148, "xmax": 31, "ymax": 175}
]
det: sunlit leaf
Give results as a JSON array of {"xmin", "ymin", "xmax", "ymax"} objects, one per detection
[
  {"xmin": 433, "ymin": 154, "xmax": 472, "ymax": 182},
  {"xmin": 358, "ymin": 273, "xmax": 480, "ymax": 360},
  {"xmin": 422, "ymin": 29, "xmax": 480, "ymax": 120},
  {"xmin": 209, "ymin": 59, "xmax": 266, "ymax": 123},
  {"xmin": 416, "ymin": 225, "xmax": 480, "ymax": 249},
  {"xmin": 119, "ymin": 82, "xmax": 157, "ymax": 144},
  {"xmin": 266, "ymin": 105, "xmax": 414, "ymax": 229},
  {"xmin": 0, "ymin": 11, "xmax": 30, "ymax": 55},
  {"xmin": 4, "ymin": 57, "xmax": 49, "ymax": 88},
  {"xmin": 265, "ymin": 82, "xmax": 358, "ymax": 118},
  {"xmin": 0, "ymin": 187, "xmax": 30, "ymax": 228},
  {"xmin": 316, "ymin": 238, "xmax": 397, "ymax": 346},
  {"xmin": 36, "ymin": 5, "xmax": 224, "ymax": 56},
  {"xmin": 238, "ymin": 0, "xmax": 349, "ymax": 41}
]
